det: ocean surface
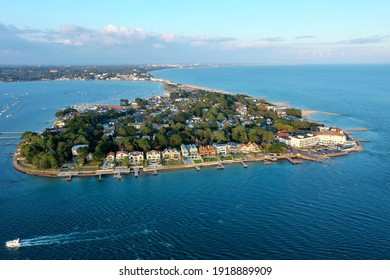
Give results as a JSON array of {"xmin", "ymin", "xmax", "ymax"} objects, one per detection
[{"xmin": 0, "ymin": 65, "xmax": 389, "ymax": 260}]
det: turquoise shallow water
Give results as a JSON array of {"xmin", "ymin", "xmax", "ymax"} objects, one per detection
[{"xmin": 1, "ymin": 66, "xmax": 390, "ymax": 259}]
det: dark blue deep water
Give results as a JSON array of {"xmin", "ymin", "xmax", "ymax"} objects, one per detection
[{"xmin": 1, "ymin": 66, "xmax": 389, "ymax": 259}]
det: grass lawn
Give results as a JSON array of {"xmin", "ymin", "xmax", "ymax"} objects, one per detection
[
  {"xmin": 221, "ymin": 155, "xmax": 233, "ymax": 160},
  {"xmin": 193, "ymin": 159, "xmax": 203, "ymax": 164},
  {"xmin": 232, "ymin": 153, "xmax": 244, "ymax": 159},
  {"xmin": 163, "ymin": 159, "xmax": 184, "ymax": 166},
  {"xmin": 203, "ymin": 157, "xmax": 218, "ymax": 162}
]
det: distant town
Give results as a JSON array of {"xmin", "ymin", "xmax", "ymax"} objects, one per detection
[
  {"xmin": 0, "ymin": 64, "xmax": 213, "ymax": 82},
  {"xmin": 13, "ymin": 75, "xmax": 362, "ymax": 179}
]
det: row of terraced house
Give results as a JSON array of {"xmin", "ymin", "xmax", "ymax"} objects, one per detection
[{"xmin": 104, "ymin": 142, "xmax": 262, "ymax": 166}]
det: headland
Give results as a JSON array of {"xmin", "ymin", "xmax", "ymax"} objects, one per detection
[{"xmin": 13, "ymin": 76, "xmax": 363, "ymax": 179}]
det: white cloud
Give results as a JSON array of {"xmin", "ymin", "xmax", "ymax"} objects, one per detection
[
  {"xmin": 222, "ymin": 41, "xmax": 270, "ymax": 50},
  {"xmin": 152, "ymin": 43, "xmax": 165, "ymax": 48},
  {"xmin": 3, "ymin": 23, "xmax": 390, "ymax": 64},
  {"xmin": 339, "ymin": 35, "xmax": 389, "ymax": 45}
]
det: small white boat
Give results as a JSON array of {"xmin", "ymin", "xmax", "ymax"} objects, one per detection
[{"xmin": 5, "ymin": 238, "xmax": 21, "ymax": 248}]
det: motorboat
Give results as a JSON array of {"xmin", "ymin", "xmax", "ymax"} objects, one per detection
[{"xmin": 5, "ymin": 238, "xmax": 21, "ymax": 248}]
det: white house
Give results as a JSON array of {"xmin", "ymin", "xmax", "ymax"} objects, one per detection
[
  {"xmin": 227, "ymin": 142, "xmax": 240, "ymax": 154},
  {"xmin": 116, "ymin": 150, "xmax": 129, "ymax": 162},
  {"xmin": 129, "ymin": 151, "xmax": 144, "ymax": 165},
  {"xmin": 213, "ymin": 143, "xmax": 228, "ymax": 156},
  {"xmin": 106, "ymin": 151, "xmax": 116, "ymax": 162},
  {"xmin": 181, "ymin": 144, "xmax": 200, "ymax": 159},
  {"xmin": 146, "ymin": 150, "xmax": 161, "ymax": 163},
  {"xmin": 162, "ymin": 148, "xmax": 181, "ymax": 160}
]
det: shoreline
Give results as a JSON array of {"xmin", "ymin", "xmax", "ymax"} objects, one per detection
[
  {"xmin": 13, "ymin": 145, "xmax": 363, "ymax": 179},
  {"xmin": 301, "ymin": 109, "xmax": 342, "ymax": 118}
]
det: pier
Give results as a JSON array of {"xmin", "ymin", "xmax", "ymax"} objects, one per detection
[
  {"xmin": 240, "ymin": 161, "xmax": 248, "ymax": 168},
  {"xmin": 134, "ymin": 168, "xmax": 139, "ymax": 178},
  {"xmin": 98, "ymin": 174, "xmax": 103, "ymax": 181},
  {"xmin": 113, "ymin": 172, "xmax": 122, "ymax": 179},
  {"xmin": 286, "ymin": 157, "xmax": 303, "ymax": 165},
  {"xmin": 217, "ymin": 163, "xmax": 225, "ymax": 170},
  {"xmin": 153, "ymin": 169, "xmax": 158, "ymax": 175},
  {"xmin": 195, "ymin": 165, "xmax": 200, "ymax": 171}
]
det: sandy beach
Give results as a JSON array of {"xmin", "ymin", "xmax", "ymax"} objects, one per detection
[{"xmin": 301, "ymin": 109, "xmax": 341, "ymax": 118}]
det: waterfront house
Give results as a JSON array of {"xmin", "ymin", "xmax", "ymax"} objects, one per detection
[
  {"xmin": 239, "ymin": 143, "xmax": 251, "ymax": 153},
  {"xmin": 188, "ymin": 144, "xmax": 200, "ymax": 159},
  {"xmin": 249, "ymin": 142, "xmax": 260, "ymax": 152},
  {"xmin": 213, "ymin": 143, "xmax": 228, "ymax": 156},
  {"xmin": 239, "ymin": 142, "xmax": 260, "ymax": 153},
  {"xmin": 227, "ymin": 142, "xmax": 240, "ymax": 154},
  {"xmin": 181, "ymin": 144, "xmax": 200, "ymax": 159},
  {"xmin": 129, "ymin": 151, "xmax": 144, "ymax": 165},
  {"xmin": 199, "ymin": 145, "xmax": 217, "ymax": 157},
  {"xmin": 146, "ymin": 150, "xmax": 161, "ymax": 163},
  {"xmin": 181, "ymin": 144, "xmax": 189, "ymax": 157},
  {"xmin": 116, "ymin": 150, "xmax": 129, "ymax": 162},
  {"xmin": 106, "ymin": 151, "xmax": 116, "ymax": 162},
  {"xmin": 162, "ymin": 148, "xmax": 181, "ymax": 160}
]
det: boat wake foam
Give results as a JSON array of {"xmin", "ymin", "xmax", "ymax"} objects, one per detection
[{"xmin": 19, "ymin": 230, "xmax": 115, "ymax": 247}]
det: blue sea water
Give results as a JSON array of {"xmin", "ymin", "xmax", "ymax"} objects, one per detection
[{"xmin": 1, "ymin": 66, "xmax": 390, "ymax": 260}]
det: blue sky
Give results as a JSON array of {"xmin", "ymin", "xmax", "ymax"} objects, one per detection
[{"xmin": 1, "ymin": 0, "xmax": 390, "ymax": 64}]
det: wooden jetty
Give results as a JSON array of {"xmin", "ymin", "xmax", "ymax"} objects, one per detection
[
  {"xmin": 240, "ymin": 161, "xmax": 248, "ymax": 168},
  {"xmin": 195, "ymin": 165, "xmax": 200, "ymax": 171},
  {"xmin": 286, "ymin": 157, "xmax": 303, "ymax": 165},
  {"xmin": 113, "ymin": 172, "xmax": 122, "ymax": 179},
  {"xmin": 217, "ymin": 163, "xmax": 225, "ymax": 170}
]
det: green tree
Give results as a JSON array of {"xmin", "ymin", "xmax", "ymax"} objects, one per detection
[
  {"xmin": 169, "ymin": 134, "xmax": 183, "ymax": 147},
  {"xmin": 269, "ymin": 143, "xmax": 288, "ymax": 153},
  {"xmin": 217, "ymin": 113, "xmax": 225, "ymax": 122},
  {"xmin": 154, "ymin": 133, "xmax": 168, "ymax": 148},
  {"xmin": 120, "ymin": 99, "xmax": 129, "ymax": 106},
  {"xmin": 122, "ymin": 156, "xmax": 129, "ymax": 166},
  {"xmin": 274, "ymin": 123, "xmax": 294, "ymax": 132},
  {"xmin": 76, "ymin": 146, "xmax": 89, "ymax": 165},
  {"xmin": 286, "ymin": 108, "xmax": 302, "ymax": 117},
  {"xmin": 137, "ymin": 138, "xmax": 151, "ymax": 152},
  {"xmin": 139, "ymin": 126, "xmax": 152, "ymax": 136},
  {"xmin": 213, "ymin": 131, "xmax": 227, "ymax": 143},
  {"xmin": 232, "ymin": 125, "xmax": 248, "ymax": 143},
  {"xmin": 116, "ymin": 125, "xmax": 128, "ymax": 137}
]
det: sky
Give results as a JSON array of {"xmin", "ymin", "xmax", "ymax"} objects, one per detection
[{"xmin": 1, "ymin": 0, "xmax": 390, "ymax": 65}]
